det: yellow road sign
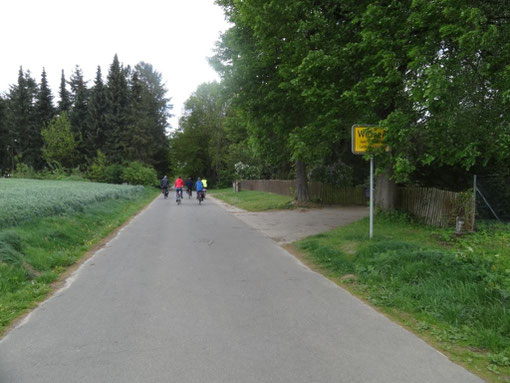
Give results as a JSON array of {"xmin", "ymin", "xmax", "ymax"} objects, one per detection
[{"xmin": 351, "ymin": 125, "xmax": 385, "ymax": 155}]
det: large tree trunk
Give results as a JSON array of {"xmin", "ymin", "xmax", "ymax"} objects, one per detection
[
  {"xmin": 375, "ymin": 165, "xmax": 397, "ymax": 211},
  {"xmin": 295, "ymin": 159, "xmax": 309, "ymax": 203}
]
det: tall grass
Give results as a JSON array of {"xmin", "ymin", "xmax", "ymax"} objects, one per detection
[
  {"xmin": 295, "ymin": 214, "xmax": 510, "ymax": 381},
  {"xmin": 0, "ymin": 178, "xmax": 146, "ymax": 228}
]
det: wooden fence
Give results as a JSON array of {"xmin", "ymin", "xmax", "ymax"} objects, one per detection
[
  {"xmin": 240, "ymin": 179, "xmax": 474, "ymax": 229},
  {"xmin": 397, "ymin": 187, "xmax": 474, "ymax": 230},
  {"xmin": 240, "ymin": 179, "xmax": 367, "ymax": 205}
]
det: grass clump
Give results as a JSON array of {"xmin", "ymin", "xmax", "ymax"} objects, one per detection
[
  {"xmin": 295, "ymin": 214, "xmax": 510, "ymax": 381},
  {"xmin": 0, "ymin": 185, "xmax": 158, "ymax": 334},
  {"xmin": 210, "ymin": 188, "xmax": 293, "ymax": 211}
]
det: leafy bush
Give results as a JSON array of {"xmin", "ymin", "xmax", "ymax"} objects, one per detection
[
  {"xmin": 234, "ymin": 161, "xmax": 261, "ymax": 180},
  {"xmin": 122, "ymin": 161, "xmax": 158, "ymax": 186},
  {"xmin": 12, "ymin": 163, "xmax": 37, "ymax": 179},
  {"xmin": 88, "ymin": 150, "xmax": 109, "ymax": 183}
]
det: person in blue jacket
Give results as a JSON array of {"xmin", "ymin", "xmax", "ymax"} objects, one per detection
[{"xmin": 195, "ymin": 178, "xmax": 204, "ymax": 200}]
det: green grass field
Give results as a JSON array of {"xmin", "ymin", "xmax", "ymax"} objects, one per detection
[
  {"xmin": 0, "ymin": 179, "xmax": 158, "ymax": 334},
  {"xmin": 294, "ymin": 214, "xmax": 510, "ymax": 382},
  {"xmin": 0, "ymin": 178, "xmax": 146, "ymax": 228},
  {"xmin": 210, "ymin": 188, "xmax": 294, "ymax": 211}
]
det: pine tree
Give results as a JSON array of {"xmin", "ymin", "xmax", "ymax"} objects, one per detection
[
  {"xmin": 35, "ymin": 68, "xmax": 55, "ymax": 126},
  {"xmin": 69, "ymin": 65, "xmax": 89, "ymax": 164},
  {"xmin": 58, "ymin": 70, "xmax": 72, "ymax": 113},
  {"xmin": 105, "ymin": 54, "xmax": 130, "ymax": 162},
  {"xmin": 6, "ymin": 67, "xmax": 39, "ymax": 168},
  {"xmin": 134, "ymin": 62, "xmax": 171, "ymax": 175},
  {"xmin": 0, "ymin": 96, "xmax": 9, "ymax": 174},
  {"xmin": 87, "ymin": 66, "xmax": 109, "ymax": 159},
  {"xmin": 32, "ymin": 68, "xmax": 56, "ymax": 169},
  {"xmin": 125, "ymin": 70, "xmax": 151, "ymax": 163}
]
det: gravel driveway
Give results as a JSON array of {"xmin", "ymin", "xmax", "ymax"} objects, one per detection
[{"xmin": 211, "ymin": 197, "xmax": 369, "ymax": 244}]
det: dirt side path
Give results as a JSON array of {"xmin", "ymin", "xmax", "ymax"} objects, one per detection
[{"xmin": 211, "ymin": 197, "xmax": 369, "ymax": 244}]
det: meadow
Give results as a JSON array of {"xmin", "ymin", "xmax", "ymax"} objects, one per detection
[{"xmin": 0, "ymin": 178, "xmax": 146, "ymax": 228}]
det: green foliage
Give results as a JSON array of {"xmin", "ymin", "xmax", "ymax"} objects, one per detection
[
  {"xmin": 41, "ymin": 112, "xmax": 78, "ymax": 168},
  {"xmin": 234, "ymin": 161, "xmax": 260, "ymax": 180},
  {"xmin": 5, "ymin": 67, "xmax": 39, "ymax": 170},
  {"xmin": 88, "ymin": 150, "xmax": 109, "ymax": 182},
  {"xmin": 58, "ymin": 70, "xmax": 72, "ymax": 113},
  {"xmin": 12, "ymin": 163, "xmax": 37, "ymax": 179},
  {"xmin": 170, "ymin": 82, "xmax": 231, "ymax": 184},
  {"xmin": 213, "ymin": 0, "xmax": 510, "ymax": 190},
  {"xmin": 0, "ymin": 178, "xmax": 146, "ymax": 228},
  {"xmin": 122, "ymin": 161, "xmax": 158, "ymax": 186}
]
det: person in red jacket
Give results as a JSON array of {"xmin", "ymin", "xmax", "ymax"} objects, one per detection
[{"xmin": 174, "ymin": 176, "xmax": 184, "ymax": 200}]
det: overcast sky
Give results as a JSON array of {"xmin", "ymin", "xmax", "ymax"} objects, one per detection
[{"xmin": 0, "ymin": 0, "xmax": 230, "ymax": 130}]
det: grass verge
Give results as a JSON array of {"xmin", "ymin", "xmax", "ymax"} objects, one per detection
[
  {"xmin": 209, "ymin": 188, "xmax": 294, "ymax": 211},
  {"xmin": 0, "ymin": 186, "xmax": 159, "ymax": 335},
  {"xmin": 291, "ymin": 213, "xmax": 510, "ymax": 382}
]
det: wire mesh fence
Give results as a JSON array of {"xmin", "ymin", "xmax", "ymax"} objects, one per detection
[{"xmin": 475, "ymin": 175, "xmax": 510, "ymax": 222}]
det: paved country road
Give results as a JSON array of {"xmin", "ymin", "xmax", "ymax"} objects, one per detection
[{"xmin": 0, "ymin": 193, "xmax": 483, "ymax": 383}]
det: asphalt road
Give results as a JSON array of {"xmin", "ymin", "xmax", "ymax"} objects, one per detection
[{"xmin": 0, "ymin": 192, "xmax": 483, "ymax": 382}]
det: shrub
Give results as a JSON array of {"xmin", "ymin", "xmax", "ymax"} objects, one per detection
[
  {"xmin": 12, "ymin": 163, "xmax": 37, "ymax": 179},
  {"xmin": 88, "ymin": 150, "xmax": 109, "ymax": 183},
  {"xmin": 106, "ymin": 164, "xmax": 126, "ymax": 184},
  {"xmin": 122, "ymin": 162, "xmax": 158, "ymax": 186}
]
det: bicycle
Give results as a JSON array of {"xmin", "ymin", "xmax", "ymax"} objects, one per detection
[
  {"xmin": 187, "ymin": 187, "xmax": 192, "ymax": 199},
  {"xmin": 197, "ymin": 190, "xmax": 204, "ymax": 205},
  {"xmin": 162, "ymin": 187, "xmax": 169, "ymax": 199},
  {"xmin": 176, "ymin": 188, "xmax": 182, "ymax": 205}
]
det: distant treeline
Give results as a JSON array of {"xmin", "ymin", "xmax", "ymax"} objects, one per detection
[{"xmin": 0, "ymin": 55, "xmax": 171, "ymax": 178}]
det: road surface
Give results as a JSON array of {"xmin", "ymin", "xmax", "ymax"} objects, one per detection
[{"xmin": 0, "ymin": 193, "xmax": 483, "ymax": 382}]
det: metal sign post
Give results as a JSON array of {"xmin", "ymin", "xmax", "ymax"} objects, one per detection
[
  {"xmin": 352, "ymin": 125, "xmax": 384, "ymax": 240},
  {"xmin": 369, "ymin": 156, "xmax": 374, "ymax": 239}
]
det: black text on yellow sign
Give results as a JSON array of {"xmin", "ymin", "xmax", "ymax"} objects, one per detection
[{"xmin": 351, "ymin": 125, "xmax": 385, "ymax": 155}]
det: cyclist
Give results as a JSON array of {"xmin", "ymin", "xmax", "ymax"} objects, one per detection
[
  {"xmin": 202, "ymin": 177, "xmax": 208, "ymax": 198},
  {"xmin": 185, "ymin": 177, "xmax": 193, "ymax": 198},
  {"xmin": 174, "ymin": 176, "xmax": 184, "ymax": 200},
  {"xmin": 160, "ymin": 176, "xmax": 169, "ymax": 197},
  {"xmin": 195, "ymin": 178, "xmax": 204, "ymax": 201}
]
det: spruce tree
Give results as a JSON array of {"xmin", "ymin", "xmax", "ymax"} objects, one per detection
[
  {"xmin": 87, "ymin": 66, "xmax": 109, "ymax": 159},
  {"xmin": 69, "ymin": 65, "xmax": 89, "ymax": 164},
  {"xmin": 134, "ymin": 62, "xmax": 171, "ymax": 175},
  {"xmin": 32, "ymin": 68, "xmax": 56, "ymax": 169},
  {"xmin": 125, "ymin": 70, "xmax": 151, "ymax": 163},
  {"xmin": 6, "ymin": 67, "xmax": 39, "ymax": 168},
  {"xmin": 105, "ymin": 54, "xmax": 130, "ymax": 162},
  {"xmin": 0, "ymin": 96, "xmax": 9, "ymax": 174},
  {"xmin": 58, "ymin": 70, "xmax": 72, "ymax": 113},
  {"xmin": 35, "ymin": 68, "xmax": 55, "ymax": 127}
]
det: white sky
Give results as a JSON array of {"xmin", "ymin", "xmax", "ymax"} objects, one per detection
[{"xmin": 0, "ymin": 0, "xmax": 230, "ymax": 131}]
